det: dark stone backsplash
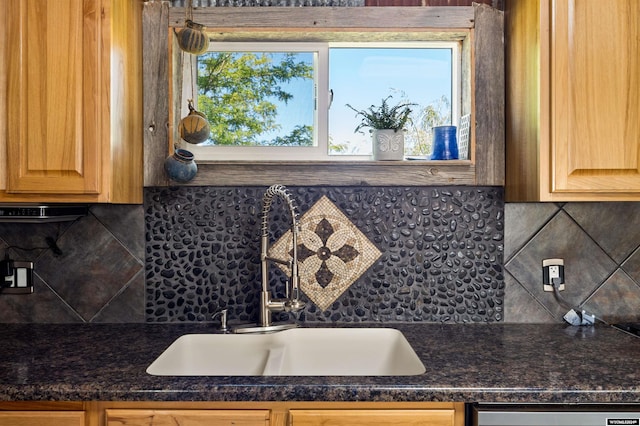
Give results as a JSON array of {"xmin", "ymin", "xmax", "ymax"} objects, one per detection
[
  {"xmin": 145, "ymin": 186, "xmax": 505, "ymax": 323},
  {"xmin": 3, "ymin": 187, "xmax": 640, "ymax": 324}
]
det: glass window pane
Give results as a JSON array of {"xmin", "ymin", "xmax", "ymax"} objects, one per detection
[
  {"xmin": 328, "ymin": 47, "xmax": 453, "ymax": 157},
  {"xmin": 186, "ymin": 41, "xmax": 461, "ymax": 162},
  {"xmin": 196, "ymin": 51, "xmax": 316, "ymax": 147}
]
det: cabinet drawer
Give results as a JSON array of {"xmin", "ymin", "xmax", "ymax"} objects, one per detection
[
  {"xmin": 105, "ymin": 409, "xmax": 270, "ymax": 426},
  {"xmin": 290, "ymin": 408, "xmax": 456, "ymax": 426},
  {"xmin": 0, "ymin": 411, "xmax": 84, "ymax": 426}
]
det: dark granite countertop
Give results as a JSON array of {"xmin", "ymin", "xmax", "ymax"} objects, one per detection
[{"xmin": 1, "ymin": 323, "xmax": 639, "ymax": 403}]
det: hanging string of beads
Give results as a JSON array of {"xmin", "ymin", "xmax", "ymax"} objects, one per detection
[{"xmin": 165, "ymin": 0, "xmax": 213, "ymax": 183}]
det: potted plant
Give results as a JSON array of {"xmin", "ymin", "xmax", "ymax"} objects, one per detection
[{"xmin": 346, "ymin": 96, "xmax": 416, "ymax": 160}]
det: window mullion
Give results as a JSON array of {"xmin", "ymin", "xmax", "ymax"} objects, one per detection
[{"xmin": 316, "ymin": 43, "xmax": 330, "ymax": 160}]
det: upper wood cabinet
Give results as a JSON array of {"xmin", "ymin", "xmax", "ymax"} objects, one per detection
[
  {"xmin": 0, "ymin": 0, "xmax": 143, "ymax": 203},
  {"xmin": 506, "ymin": 0, "xmax": 640, "ymax": 201}
]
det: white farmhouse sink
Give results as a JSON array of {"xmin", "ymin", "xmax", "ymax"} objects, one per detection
[{"xmin": 146, "ymin": 328, "xmax": 425, "ymax": 376}]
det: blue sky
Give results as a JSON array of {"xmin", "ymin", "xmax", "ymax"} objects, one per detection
[{"xmin": 329, "ymin": 47, "xmax": 452, "ymax": 155}]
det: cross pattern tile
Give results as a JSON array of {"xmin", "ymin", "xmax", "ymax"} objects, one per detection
[{"xmin": 270, "ymin": 196, "xmax": 381, "ymax": 311}]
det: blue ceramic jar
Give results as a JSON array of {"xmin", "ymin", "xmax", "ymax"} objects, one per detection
[
  {"xmin": 164, "ymin": 149, "xmax": 197, "ymax": 183},
  {"xmin": 431, "ymin": 125, "xmax": 459, "ymax": 160}
]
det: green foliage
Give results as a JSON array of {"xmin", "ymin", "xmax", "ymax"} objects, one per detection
[
  {"xmin": 196, "ymin": 52, "xmax": 313, "ymax": 146},
  {"xmin": 345, "ymin": 96, "xmax": 417, "ymax": 134},
  {"xmin": 271, "ymin": 125, "xmax": 313, "ymax": 146},
  {"xmin": 405, "ymin": 95, "xmax": 452, "ymax": 156}
]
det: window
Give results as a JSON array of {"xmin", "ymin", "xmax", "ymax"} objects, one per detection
[
  {"xmin": 179, "ymin": 40, "xmax": 462, "ymax": 162},
  {"xmin": 328, "ymin": 42, "xmax": 459, "ymax": 159},
  {"xmin": 149, "ymin": 7, "xmax": 506, "ymax": 187}
]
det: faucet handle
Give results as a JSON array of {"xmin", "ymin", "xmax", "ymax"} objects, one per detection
[
  {"xmin": 213, "ymin": 309, "xmax": 229, "ymax": 333},
  {"xmin": 284, "ymin": 299, "xmax": 306, "ymax": 312}
]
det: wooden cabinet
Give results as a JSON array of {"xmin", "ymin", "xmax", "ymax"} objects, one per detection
[
  {"xmin": 102, "ymin": 403, "xmax": 463, "ymax": 426},
  {"xmin": 505, "ymin": 0, "xmax": 640, "ymax": 201},
  {"xmin": 289, "ymin": 408, "xmax": 458, "ymax": 426},
  {"xmin": 0, "ymin": 402, "xmax": 86, "ymax": 426},
  {"xmin": 0, "ymin": 411, "xmax": 84, "ymax": 426},
  {"xmin": 0, "ymin": 0, "xmax": 143, "ymax": 203},
  {"xmin": 0, "ymin": 401, "xmax": 463, "ymax": 426},
  {"xmin": 105, "ymin": 409, "xmax": 270, "ymax": 426}
]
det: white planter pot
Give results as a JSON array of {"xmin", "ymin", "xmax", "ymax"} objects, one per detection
[{"xmin": 372, "ymin": 129, "xmax": 404, "ymax": 161}]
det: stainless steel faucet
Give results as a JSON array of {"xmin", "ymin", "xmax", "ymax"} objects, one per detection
[{"xmin": 235, "ymin": 184, "xmax": 306, "ymax": 333}]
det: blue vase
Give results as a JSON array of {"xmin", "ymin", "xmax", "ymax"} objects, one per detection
[
  {"xmin": 431, "ymin": 126, "xmax": 459, "ymax": 160},
  {"xmin": 164, "ymin": 149, "xmax": 197, "ymax": 183}
]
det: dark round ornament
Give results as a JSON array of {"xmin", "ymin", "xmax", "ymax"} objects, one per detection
[
  {"xmin": 164, "ymin": 148, "xmax": 197, "ymax": 183},
  {"xmin": 179, "ymin": 100, "xmax": 210, "ymax": 144},
  {"xmin": 177, "ymin": 20, "xmax": 210, "ymax": 55}
]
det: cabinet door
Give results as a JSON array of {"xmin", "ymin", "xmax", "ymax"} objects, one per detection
[
  {"xmin": 0, "ymin": 411, "xmax": 84, "ymax": 426},
  {"xmin": 105, "ymin": 409, "xmax": 270, "ymax": 426},
  {"xmin": 289, "ymin": 408, "xmax": 456, "ymax": 426},
  {"xmin": 551, "ymin": 0, "xmax": 640, "ymax": 194},
  {"xmin": 5, "ymin": 0, "xmax": 102, "ymax": 195}
]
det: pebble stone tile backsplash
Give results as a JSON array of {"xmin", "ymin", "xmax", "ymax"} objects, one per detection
[{"xmin": 145, "ymin": 186, "xmax": 505, "ymax": 324}]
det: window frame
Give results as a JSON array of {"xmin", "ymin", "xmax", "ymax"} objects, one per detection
[{"xmin": 144, "ymin": 5, "xmax": 505, "ymax": 187}]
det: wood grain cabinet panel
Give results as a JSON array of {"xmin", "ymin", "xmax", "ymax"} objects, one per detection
[
  {"xmin": 506, "ymin": 0, "xmax": 640, "ymax": 201},
  {"xmin": 0, "ymin": 401, "xmax": 464, "ymax": 426},
  {"xmin": 289, "ymin": 408, "xmax": 457, "ymax": 426},
  {"xmin": 105, "ymin": 409, "xmax": 270, "ymax": 426},
  {"xmin": 0, "ymin": 411, "xmax": 84, "ymax": 426},
  {"xmin": 0, "ymin": 0, "xmax": 143, "ymax": 203}
]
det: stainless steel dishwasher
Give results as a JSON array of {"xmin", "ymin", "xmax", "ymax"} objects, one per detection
[{"xmin": 471, "ymin": 404, "xmax": 640, "ymax": 426}]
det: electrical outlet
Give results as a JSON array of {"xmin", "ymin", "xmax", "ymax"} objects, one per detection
[
  {"xmin": 542, "ymin": 258, "xmax": 565, "ymax": 292},
  {"xmin": 0, "ymin": 259, "xmax": 34, "ymax": 294}
]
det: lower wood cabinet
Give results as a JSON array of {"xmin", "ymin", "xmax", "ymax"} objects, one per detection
[
  {"xmin": 0, "ymin": 411, "xmax": 85, "ymax": 426},
  {"xmin": 0, "ymin": 402, "xmax": 86, "ymax": 426},
  {"xmin": 0, "ymin": 401, "xmax": 464, "ymax": 426},
  {"xmin": 111, "ymin": 403, "xmax": 464, "ymax": 426},
  {"xmin": 105, "ymin": 409, "xmax": 270, "ymax": 426},
  {"xmin": 289, "ymin": 408, "xmax": 458, "ymax": 426}
]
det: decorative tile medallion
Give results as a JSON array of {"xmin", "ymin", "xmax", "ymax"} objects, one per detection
[{"xmin": 270, "ymin": 196, "xmax": 381, "ymax": 310}]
